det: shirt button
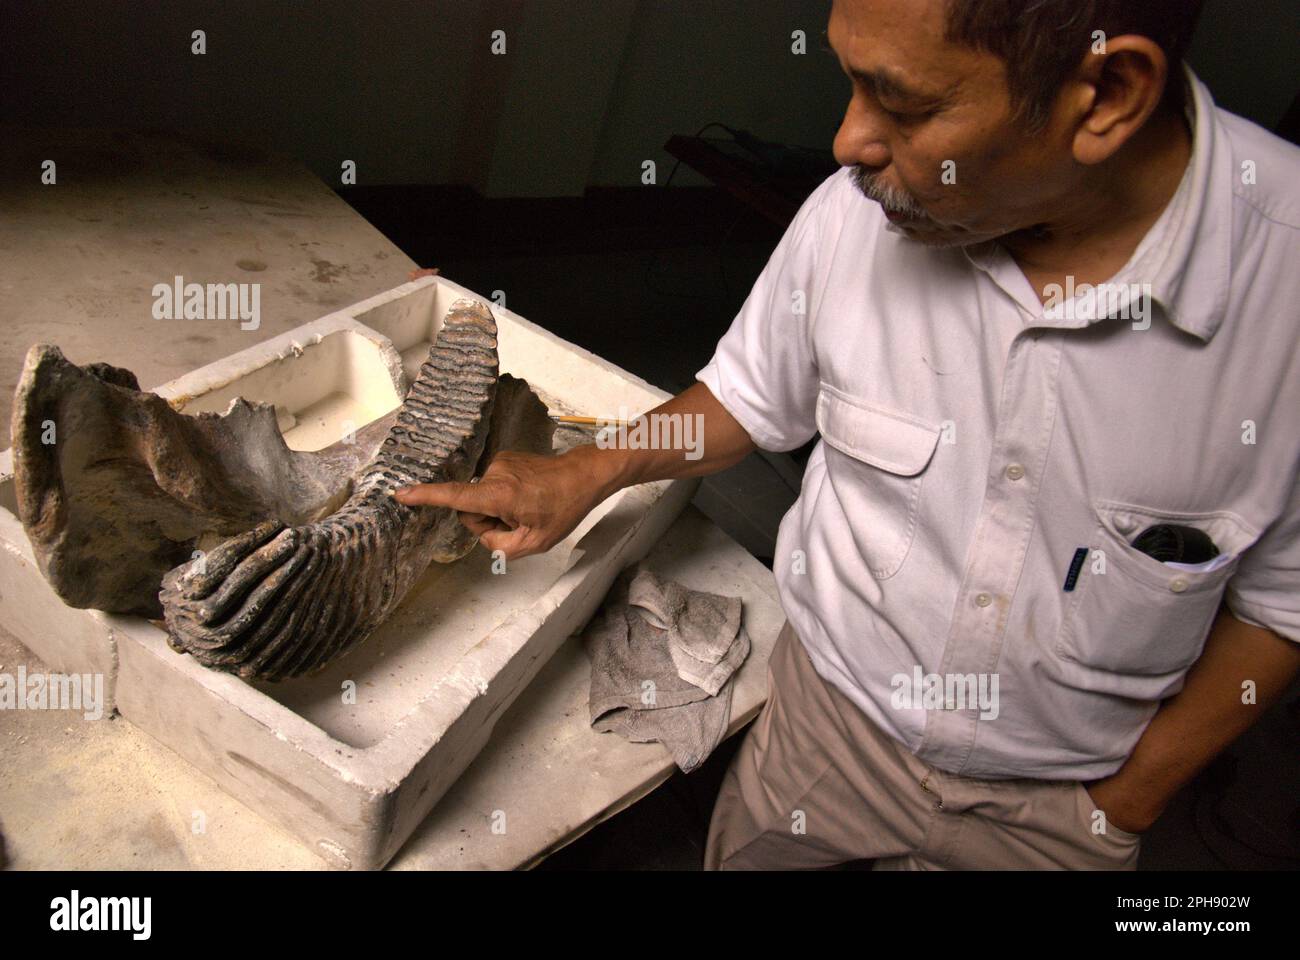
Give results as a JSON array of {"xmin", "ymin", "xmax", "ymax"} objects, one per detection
[
  {"xmin": 1005, "ymin": 463, "xmax": 1025, "ymax": 481},
  {"xmin": 1115, "ymin": 514, "xmax": 1137, "ymax": 535},
  {"xmin": 975, "ymin": 592, "xmax": 993, "ymax": 607},
  {"xmin": 1169, "ymin": 578, "xmax": 1189, "ymax": 594}
]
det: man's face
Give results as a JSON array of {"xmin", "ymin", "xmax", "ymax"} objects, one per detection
[{"xmin": 828, "ymin": 0, "xmax": 1079, "ymax": 247}]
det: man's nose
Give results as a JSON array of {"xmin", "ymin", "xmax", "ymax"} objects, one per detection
[{"xmin": 833, "ymin": 92, "xmax": 890, "ymax": 170}]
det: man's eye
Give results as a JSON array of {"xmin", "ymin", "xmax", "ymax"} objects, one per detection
[{"xmin": 886, "ymin": 106, "xmax": 934, "ymax": 123}]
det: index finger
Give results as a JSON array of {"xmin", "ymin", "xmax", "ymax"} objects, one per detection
[{"xmin": 391, "ymin": 480, "xmax": 498, "ymax": 514}]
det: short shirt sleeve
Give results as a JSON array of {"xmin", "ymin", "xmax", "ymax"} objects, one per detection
[
  {"xmin": 694, "ymin": 171, "xmax": 840, "ymax": 452},
  {"xmin": 1225, "ymin": 473, "xmax": 1300, "ymax": 643}
]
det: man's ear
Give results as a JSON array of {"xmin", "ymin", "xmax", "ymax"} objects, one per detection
[{"xmin": 1068, "ymin": 35, "xmax": 1170, "ymax": 166}]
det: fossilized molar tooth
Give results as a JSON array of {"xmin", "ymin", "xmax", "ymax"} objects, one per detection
[
  {"xmin": 11, "ymin": 345, "xmax": 356, "ymax": 617},
  {"xmin": 159, "ymin": 298, "xmax": 524, "ymax": 681}
]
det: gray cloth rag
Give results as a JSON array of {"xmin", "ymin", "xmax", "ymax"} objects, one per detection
[
  {"xmin": 585, "ymin": 565, "xmax": 749, "ymax": 773},
  {"xmin": 628, "ymin": 569, "xmax": 746, "ymax": 696}
]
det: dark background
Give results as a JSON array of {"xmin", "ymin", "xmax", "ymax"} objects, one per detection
[
  {"xmin": 5, "ymin": 0, "xmax": 1296, "ymax": 190},
  {"xmin": 2, "ymin": 0, "xmax": 1297, "ymax": 870}
]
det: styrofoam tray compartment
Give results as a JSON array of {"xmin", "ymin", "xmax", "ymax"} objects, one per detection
[
  {"xmin": 353, "ymin": 277, "xmax": 654, "ymax": 424},
  {"xmin": 1, "ymin": 275, "xmax": 696, "ymax": 869},
  {"xmin": 159, "ymin": 317, "xmax": 409, "ymax": 451}
]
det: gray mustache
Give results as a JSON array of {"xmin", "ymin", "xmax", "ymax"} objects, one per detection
[{"xmin": 852, "ymin": 166, "xmax": 927, "ymax": 218}]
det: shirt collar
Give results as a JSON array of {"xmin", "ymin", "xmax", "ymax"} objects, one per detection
[{"xmin": 1143, "ymin": 65, "xmax": 1233, "ymax": 342}]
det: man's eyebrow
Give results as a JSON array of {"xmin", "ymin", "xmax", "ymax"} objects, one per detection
[
  {"xmin": 861, "ymin": 67, "xmax": 941, "ymax": 103},
  {"xmin": 852, "ymin": 64, "xmax": 948, "ymax": 104},
  {"xmin": 820, "ymin": 29, "xmax": 948, "ymax": 104}
]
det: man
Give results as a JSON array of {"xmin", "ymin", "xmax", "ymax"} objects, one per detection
[{"xmin": 395, "ymin": 0, "xmax": 1300, "ymax": 869}]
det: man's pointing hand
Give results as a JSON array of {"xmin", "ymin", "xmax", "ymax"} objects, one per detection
[{"xmin": 391, "ymin": 447, "xmax": 615, "ymax": 561}]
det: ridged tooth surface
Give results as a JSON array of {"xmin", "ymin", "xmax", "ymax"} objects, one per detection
[
  {"xmin": 224, "ymin": 529, "xmax": 329, "ymax": 673},
  {"xmin": 160, "ymin": 299, "xmax": 499, "ymax": 680},
  {"xmin": 177, "ymin": 521, "xmax": 286, "ymax": 600},
  {"xmin": 193, "ymin": 528, "xmax": 299, "ymax": 628}
]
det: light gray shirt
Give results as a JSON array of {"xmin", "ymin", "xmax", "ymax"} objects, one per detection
[{"xmin": 696, "ymin": 67, "xmax": 1300, "ymax": 780}]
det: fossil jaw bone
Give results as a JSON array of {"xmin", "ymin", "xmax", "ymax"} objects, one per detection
[{"xmin": 10, "ymin": 345, "xmax": 356, "ymax": 618}]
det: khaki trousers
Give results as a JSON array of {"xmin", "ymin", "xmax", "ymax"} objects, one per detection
[{"xmin": 704, "ymin": 621, "xmax": 1141, "ymax": 870}]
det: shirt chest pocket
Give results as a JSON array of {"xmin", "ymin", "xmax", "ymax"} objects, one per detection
[
  {"xmin": 1057, "ymin": 501, "xmax": 1259, "ymax": 681},
  {"xmin": 814, "ymin": 382, "xmax": 943, "ymax": 579}
]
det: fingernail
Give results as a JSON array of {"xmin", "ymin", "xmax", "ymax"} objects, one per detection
[{"xmin": 392, "ymin": 487, "xmax": 411, "ymax": 497}]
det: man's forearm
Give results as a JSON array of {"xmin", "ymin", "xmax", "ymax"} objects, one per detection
[
  {"xmin": 1092, "ymin": 606, "xmax": 1300, "ymax": 829},
  {"xmin": 577, "ymin": 381, "xmax": 758, "ymax": 498}
]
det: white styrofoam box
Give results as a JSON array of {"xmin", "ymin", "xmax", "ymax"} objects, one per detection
[
  {"xmin": 0, "ymin": 276, "xmax": 696, "ymax": 868},
  {"xmin": 0, "ymin": 451, "xmax": 117, "ymax": 714}
]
